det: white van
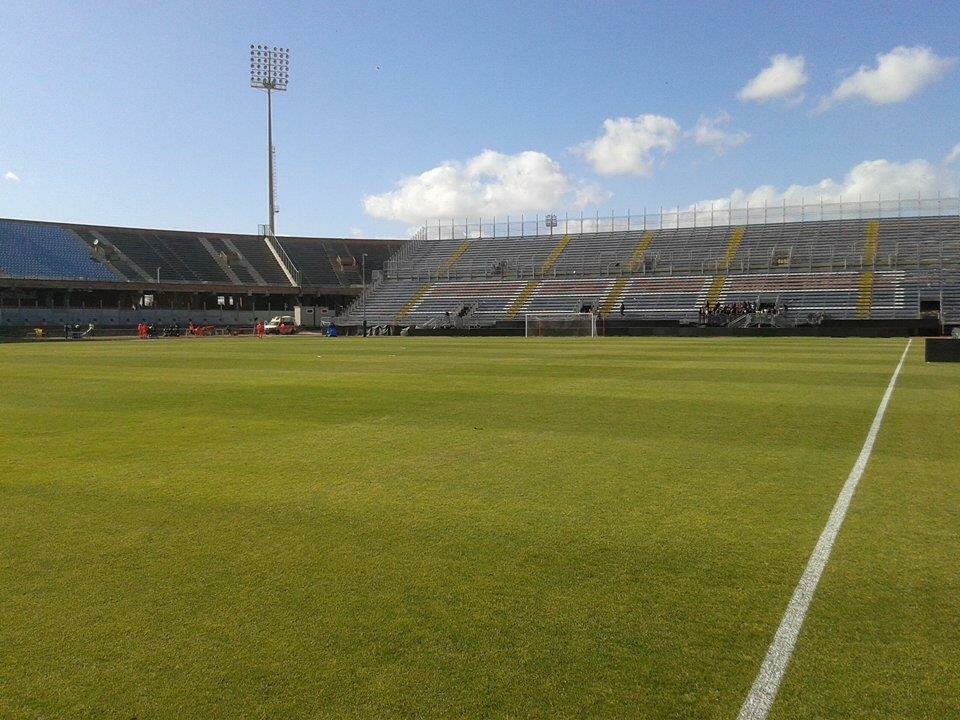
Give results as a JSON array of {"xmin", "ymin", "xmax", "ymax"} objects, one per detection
[{"xmin": 264, "ymin": 315, "xmax": 298, "ymax": 335}]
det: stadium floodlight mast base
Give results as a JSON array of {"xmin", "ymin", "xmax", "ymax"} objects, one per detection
[{"xmin": 249, "ymin": 44, "xmax": 290, "ymax": 237}]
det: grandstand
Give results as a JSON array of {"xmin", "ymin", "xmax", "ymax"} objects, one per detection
[
  {"xmin": 2, "ymin": 199, "xmax": 958, "ymax": 334},
  {"xmin": 341, "ymin": 201, "xmax": 960, "ymax": 331},
  {"xmin": 0, "ymin": 218, "xmax": 402, "ymax": 328}
]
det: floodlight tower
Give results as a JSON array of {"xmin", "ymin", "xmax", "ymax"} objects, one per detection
[{"xmin": 249, "ymin": 44, "xmax": 290, "ymax": 237}]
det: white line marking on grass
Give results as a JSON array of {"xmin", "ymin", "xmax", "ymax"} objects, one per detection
[{"xmin": 737, "ymin": 338, "xmax": 912, "ymax": 720}]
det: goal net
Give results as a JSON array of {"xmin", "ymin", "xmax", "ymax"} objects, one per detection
[{"xmin": 524, "ymin": 312, "xmax": 597, "ymax": 337}]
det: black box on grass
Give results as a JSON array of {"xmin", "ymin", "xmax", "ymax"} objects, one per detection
[{"xmin": 925, "ymin": 338, "xmax": 960, "ymax": 362}]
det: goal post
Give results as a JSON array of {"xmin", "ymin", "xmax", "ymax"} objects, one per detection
[{"xmin": 524, "ymin": 312, "xmax": 598, "ymax": 337}]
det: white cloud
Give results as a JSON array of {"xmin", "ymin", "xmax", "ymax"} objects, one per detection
[
  {"xmin": 818, "ymin": 46, "xmax": 956, "ymax": 111},
  {"xmin": 945, "ymin": 143, "xmax": 960, "ymax": 165},
  {"xmin": 738, "ymin": 54, "xmax": 807, "ymax": 103},
  {"xmin": 3, "ymin": 171, "xmax": 20, "ymax": 182},
  {"xmin": 363, "ymin": 149, "xmax": 596, "ymax": 223},
  {"xmin": 572, "ymin": 182, "xmax": 612, "ymax": 208},
  {"xmin": 696, "ymin": 156, "xmax": 959, "ymax": 209},
  {"xmin": 575, "ymin": 114, "xmax": 680, "ymax": 176},
  {"xmin": 690, "ymin": 112, "xmax": 750, "ymax": 155}
]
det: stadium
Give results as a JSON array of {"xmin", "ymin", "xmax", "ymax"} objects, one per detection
[
  {"xmin": 3, "ymin": 199, "xmax": 958, "ymax": 336},
  {"xmin": 2, "ymin": 5, "xmax": 959, "ymax": 720}
]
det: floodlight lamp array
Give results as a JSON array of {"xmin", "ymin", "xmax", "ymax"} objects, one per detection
[{"xmin": 249, "ymin": 44, "xmax": 290, "ymax": 90}]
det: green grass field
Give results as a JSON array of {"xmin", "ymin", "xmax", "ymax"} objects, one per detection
[{"xmin": 1, "ymin": 337, "xmax": 956, "ymax": 719}]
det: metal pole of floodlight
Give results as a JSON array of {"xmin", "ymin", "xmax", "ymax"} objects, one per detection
[{"xmin": 249, "ymin": 45, "xmax": 290, "ymax": 237}]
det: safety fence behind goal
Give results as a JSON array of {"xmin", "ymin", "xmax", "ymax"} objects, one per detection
[{"xmin": 524, "ymin": 313, "xmax": 597, "ymax": 337}]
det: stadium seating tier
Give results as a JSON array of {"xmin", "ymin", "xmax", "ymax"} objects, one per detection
[
  {"xmin": 347, "ymin": 216, "xmax": 960, "ymax": 325},
  {"xmin": 0, "ymin": 220, "xmax": 120, "ymax": 281},
  {"xmin": 0, "ymin": 218, "xmax": 403, "ymax": 289}
]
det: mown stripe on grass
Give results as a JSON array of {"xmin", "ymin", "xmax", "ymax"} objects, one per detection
[{"xmin": 737, "ymin": 339, "xmax": 912, "ymax": 720}]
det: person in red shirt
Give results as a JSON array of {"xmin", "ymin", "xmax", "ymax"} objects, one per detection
[{"xmin": 255, "ymin": 320, "xmax": 265, "ymax": 339}]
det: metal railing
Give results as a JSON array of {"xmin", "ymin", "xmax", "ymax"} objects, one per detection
[
  {"xmin": 340, "ymin": 271, "xmax": 385, "ymax": 319},
  {"xmin": 388, "ymin": 241, "xmax": 960, "ymax": 282},
  {"xmin": 413, "ymin": 196, "xmax": 960, "ymax": 241}
]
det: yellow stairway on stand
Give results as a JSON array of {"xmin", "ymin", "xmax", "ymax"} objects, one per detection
[
  {"xmin": 539, "ymin": 234, "xmax": 571, "ymax": 275},
  {"xmin": 625, "ymin": 231, "xmax": 655, "ymax": 272},
  {"xmin": 598, "ymin": 231, "xmax": 654, "ymax": 316},
  {"xmin": 395, "ymin": 239, "xmax": 475, "ymax": 322},
  {"xmin": 719, "ymin": 227, "xmax": 745, "ymax": 271},
  {"xmin": 435, "ymin": 240, "xmax": 472, "ymax": 277},
  {"xmin": 600, "ymin": 278, "xmax": 628, "ymax": 316},
  {"xmin": 856, "ymin": 272, "xmax": 874, "ymax": 320},
  {"xmin": 855, "ymin": 222, "xmax": 881, "ymax": 320},
  {"xmin": 393, "ymin": 282, "xmax": 434, "ymax": 322},
  {"xmin": 703, "ymin": 227, "xmax": 745, "ymax": 309},
  {"xmin": 706, "ymin": 275, "xmax": 727, "ymax": 307},
  {"xmin": 862, "ymin": 220, "xmax": 879, "ymax": 266},
  {"xmin": 506, "ymin": 280, "xmax": 540, "ymax": 319}
]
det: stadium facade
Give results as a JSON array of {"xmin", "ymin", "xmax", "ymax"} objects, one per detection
[{"xmin": 1, "ymin": 197, "xmax": 958, "ymax": 334}]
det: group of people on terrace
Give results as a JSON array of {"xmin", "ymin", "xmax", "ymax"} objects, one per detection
[
  {"xmin": 137, "ymin": 322, "xmax": 181, "ymax": 338},
  {"xmin": 699, "ymin": 301, "xmax": 787, "ymax": 324}
]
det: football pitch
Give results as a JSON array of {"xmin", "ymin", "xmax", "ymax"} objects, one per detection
[{"xmin": 1, "ymin": 336, "xmax": 957, "ymax": 719}]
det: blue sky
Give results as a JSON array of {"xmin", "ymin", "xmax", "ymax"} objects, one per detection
[{"xmin": 0, "ymin": 0, "xmax": 958, "ymax": 238}]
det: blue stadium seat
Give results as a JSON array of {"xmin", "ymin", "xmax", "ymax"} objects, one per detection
[{"xmin": 0, "ymin": 220, "xmax": 119, "ymax": 281}]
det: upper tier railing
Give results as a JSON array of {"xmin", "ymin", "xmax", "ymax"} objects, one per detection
[
  {"xmin": 414, "ymin": 196, "xmax": 960, "ymax": 241},
  {"xmin": 385, "ymin": 209, "xmax": 960, "ymax": 280}
]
